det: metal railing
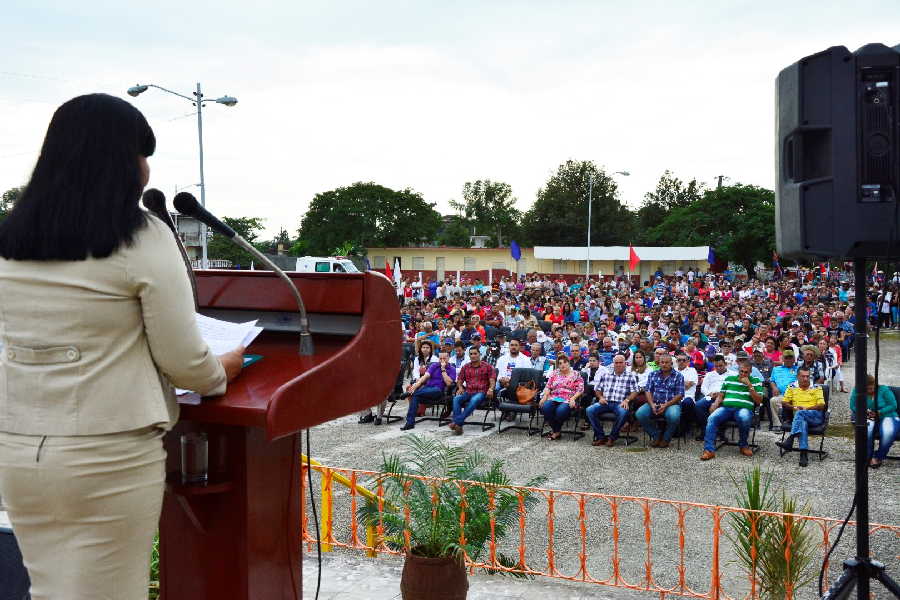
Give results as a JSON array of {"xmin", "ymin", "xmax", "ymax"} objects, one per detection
[{"xmin": 301, "ymin": 463, "xmax": 900, "ymax": 600}]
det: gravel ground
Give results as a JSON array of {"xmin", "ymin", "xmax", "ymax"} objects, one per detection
[{"xmin": 304, "ymin": 335, "xmax": 900, "ymax": 600}]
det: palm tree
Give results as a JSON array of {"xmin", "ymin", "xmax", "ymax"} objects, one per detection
[{"xmin": 358, "ymin": 435, "xmax": 546, "ymax": 575}]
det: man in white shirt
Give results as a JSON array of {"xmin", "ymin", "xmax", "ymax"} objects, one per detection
[
  {"xmin": 494, "ymin": 339, "xmax": 532, "ymax": 392},
  {"xmin": 694, "ymin": 355, "xmax": 729, "ymax": 439},
  {"xmin": 675, "ymin": 352, "xmax": 699, "ymax": 433},
  {"xmin": 496, "ymin": 339, "xmax": 534, "ymax": 421}
]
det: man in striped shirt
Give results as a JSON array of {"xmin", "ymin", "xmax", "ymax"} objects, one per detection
[{"xmin": 700, "ymin": 362, "xmax": 763, "ymax": 460}]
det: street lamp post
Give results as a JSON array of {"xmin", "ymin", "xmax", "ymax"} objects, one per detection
[
  {"xmin": 127, "ymin": 82, "xmax": 238, "ymax": 269},
  {"xmin": 586, "ymin": 170, "xmax": 629, "ymax": 282}
]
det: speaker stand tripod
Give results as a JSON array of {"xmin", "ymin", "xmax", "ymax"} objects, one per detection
[{"xmin": 821, "ymin": 259, "xmax": 899, "ymax": 599}]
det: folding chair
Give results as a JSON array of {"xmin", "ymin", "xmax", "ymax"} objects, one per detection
[
  {"xmin": 714, "ymin": 404, "xmax": 762, "ymax": 454},
  {"xmin": 497, "ymin": 368, "xmax": 544, "ymax": 435},
  {"xmin": 777, "ymin": 385, "xmax": 831, "ymax": 461}
]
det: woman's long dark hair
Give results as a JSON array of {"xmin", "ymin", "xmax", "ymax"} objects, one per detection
[{"xmin": 0, "ymin": 94, "xmax": 155, "ymax": 260}]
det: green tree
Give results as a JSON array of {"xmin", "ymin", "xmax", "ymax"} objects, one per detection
[
  {"xmin": 435, "ymin": 214, "xmax": 472, "ymax": 247},
  {"xmin": 636, "ymin": 171, "xmax": 704, "ymax": 240},
  {"xmin": 207, "ymin": 216, "xmax": 266, "ymax": 267},
  {"xmin": 523, "ymin": 160, "xmax": 635, "ymax": 246},
  {"xmin": 0, "ymin": 186, "xmax": 24, "ymax": 221},
  {"xmin": 647, "ymin": 183, "xmax": 775, "ymax": 278},
  {"xmin": 298, "ymin": 182, "xmax": 442, "ymax": 255},
  {"xmin": 449, "ymin": 180, "xmax": 521, "ymax": 247}
]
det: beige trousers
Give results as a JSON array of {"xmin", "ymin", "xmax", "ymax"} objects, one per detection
[{"xmin": 0, "ymin": 426, "xmax": 165, "ymax": 600}]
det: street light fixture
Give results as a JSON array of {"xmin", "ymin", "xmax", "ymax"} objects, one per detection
[
  {"xmin": 586, "ymin": 169, "xmax": 630, "ymax": 281},
  {"xmin": 126, "ymin": 82, "xmax": 238, "ymax": 268}
]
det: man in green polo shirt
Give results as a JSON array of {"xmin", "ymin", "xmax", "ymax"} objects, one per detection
[{"xmin": 700, "ymin": 362, "xmax": 764, "ymax": 460}]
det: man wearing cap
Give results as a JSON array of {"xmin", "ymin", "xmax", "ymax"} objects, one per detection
[
  {"xmin": 768, "ymin": 350, "xmax": 800, "ymax": 428},
  {"xmin": 750, "ymin": 348, "xmax": 774, "ymax": 385},
  {"xmin": 797, "ymin": 344, "xmax": 826, "ymax": 385},
  {"xmin": 466, "ymin": 333, "xmax": 488, "ymax": 361}
]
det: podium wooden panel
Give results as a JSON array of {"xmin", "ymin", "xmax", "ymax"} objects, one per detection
[{"xmin": 159, "ymin": 270, "xmax": 400, "ymax": 599}]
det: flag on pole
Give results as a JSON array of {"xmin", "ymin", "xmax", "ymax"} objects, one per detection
[
  {"xmin": 393, "ymin": 258, "xmax": 402, "ymax": 291},
  {"xmin": 629, "ymin": 245, "xmax": 640, "ymax": 271},
  {"xmin": 384, "ymin": 259, "xmax": 393, "ymax": 280},
  {"xmin": 707, "ymin": 247, "xmax": 716, "ymax": 265},
  {"xmin": 510, "ymin": 240, "xmax": 522, "ymax": 262}
]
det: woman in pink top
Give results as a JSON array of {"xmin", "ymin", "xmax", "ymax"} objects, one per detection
[
  {"xmin": 763, "ymin": 336, "xmax": 782, "ymax": 365},
  {"xmin": 540, "ymin": 355, "xmax": 584, "ymax": 440}
]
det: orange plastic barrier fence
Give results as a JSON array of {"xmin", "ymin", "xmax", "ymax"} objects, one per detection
[{"xmin": 301, "ymin": 464, "xmax": 900, "ymax": 600}]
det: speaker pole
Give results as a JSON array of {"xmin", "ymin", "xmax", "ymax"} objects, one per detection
[{"xmin": 852, "ymin": 258, "xmax": 870, "ymax": 600}]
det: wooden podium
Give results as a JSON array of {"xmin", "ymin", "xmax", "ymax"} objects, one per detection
[{"xmin": 159, "ymin": 270, "xmax": 400, "ymax": 599}]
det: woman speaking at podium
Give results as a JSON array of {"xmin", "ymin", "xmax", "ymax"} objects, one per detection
[{"xmin": 0, "ymin": 94, "xmax": 244, "ymax": 599}]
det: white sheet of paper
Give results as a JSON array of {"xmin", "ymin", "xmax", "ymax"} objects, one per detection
[{"xmin": 175, "ymin": 314, "xmax": 264, "ymax": 396}]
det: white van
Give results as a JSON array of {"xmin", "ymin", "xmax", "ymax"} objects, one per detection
[{"xmin": 294, "ymin": 256, "xmax": 359, "ymax": 273}]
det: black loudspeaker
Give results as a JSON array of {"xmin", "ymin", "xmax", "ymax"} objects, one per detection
[
  {"xmin": 0, "ymin": 527, "xmax": 30, "ymax": 600},
  {"xmin": 776, "ymin": 43, "xmax": 900, "ymax": 259}
]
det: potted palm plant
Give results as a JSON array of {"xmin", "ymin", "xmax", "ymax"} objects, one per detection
[
  {"xmin": 727, "ymin": 467, "xmax": 817, "ymax": 599},
  {"xmin": 359, "ymin": 435, "xmax": 546, "ymax": 600}
]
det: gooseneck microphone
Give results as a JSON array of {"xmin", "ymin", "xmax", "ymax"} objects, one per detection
[
  {"xmin": 142, "ymin": 188, "xmax": 199, "ymax": 309},
  {"xmin": 172, "ymin": 192, "xmax": 314, "ymax": 356}
]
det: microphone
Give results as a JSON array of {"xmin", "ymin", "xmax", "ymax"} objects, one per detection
[
  {"xmin": 142, "ymin": 188, "xmax": 199, "ymax": 308},
  {"xmin": 173, "ymin": 192, "xmax": 314, "ymax": 356}
]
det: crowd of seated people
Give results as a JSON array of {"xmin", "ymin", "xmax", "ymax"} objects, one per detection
[{"xmin": 358, "ymin": 269, "xmax": 897, "ymax": 465}]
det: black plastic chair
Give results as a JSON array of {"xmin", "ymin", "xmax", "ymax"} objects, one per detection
[
  {"xmin": 413, "ymin": 382, "xmax": 454, "ymax": 427},
  {"xmin": 497, "ymin": 368, "xmax": 544, "ymax": 435},
  {"xmin": 777, "ymin": 385, "xmax": 831, "ymax": 461},
  {"xmin": 383, "ymin": 357, "xmax": 412, "ymax": 424},
  {"xmin": 714, "ymin": 404, "xmax": 762, "ymax": 454}
]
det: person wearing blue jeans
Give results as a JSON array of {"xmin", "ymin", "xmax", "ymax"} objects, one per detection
[
  {"xmin": 775, "ymin": 367, "xmax": 825, "ymax": 467},
  {"xmin": 635, "ymin": 402, "xmax": 681, "ymax": 445},
  {"xmin": 637, "ymin": 354, "xmax": 684, "ymax": 448},
  {"xmin": 538, "ymin": 355, "xmax": 584, "ymax": 440},
  {"xmin": 848, "ymin": 376, "xmax": 899, "ymax": 468},
  {"xmin": 700, "ymin": 362, "xmax": 763, "ymax": 460},
  {"xmin": 586, "ymin": 354, "xmax": 639, "ymax": 446},
  {"xmin": 703, "ymin": 406, "xmax": 754, "ymax": 453},
  {"xmin": 586, "ymin": 401, "xmax": 627, "ymax": 442},
  {"xmin": 400, "ymin": 350, "xmax": 456, "ymax": 431},
  {"xmin": 448, "ymin": 347, "xmax": 495, "ymax": 435},
  {"xmin": 541, "ymin": 400, "xmax": 572, "ymax": 434},
  {"xmin": 868, "ymin": 417, "xmax": 899, "ymax": 465}
]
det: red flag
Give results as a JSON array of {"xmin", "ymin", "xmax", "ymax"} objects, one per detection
[
  {"xmin": 629, "ymin": 246, "xmax": 640, "ymax": 271},
  {"xmin": 819, "ymin": 263, "xmax": 826, "ymax": 275},
  {"xmin": 384, "ymin": 260, "xmax": 393, "ymax": 280}
]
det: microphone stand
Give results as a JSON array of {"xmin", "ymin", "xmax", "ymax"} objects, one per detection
[
  {"xmin": 225, "ymin": 236, "xmax": 314, "ymax": 356},
  {"xmin": 142, "ymin": 191, "xmax": 199, "ymax": 309}
]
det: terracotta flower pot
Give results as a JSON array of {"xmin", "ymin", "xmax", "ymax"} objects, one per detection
[{"xmin": 400, "ymin": 551, "xmax": 468, "ymax": 600}]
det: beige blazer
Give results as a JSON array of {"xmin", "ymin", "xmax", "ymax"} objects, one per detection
[{"xmin": 0, "ymin": 213, "xmax": 226, "ymax": 435}]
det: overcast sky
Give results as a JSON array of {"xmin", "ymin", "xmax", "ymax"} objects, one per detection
[{"xmin": 2, "ymin": 1, "xmax": 899, "ymax": 238}]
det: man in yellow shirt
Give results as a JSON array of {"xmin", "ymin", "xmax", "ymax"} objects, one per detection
[{"xmin": 776, "ymin": 366, "xmax": 826, "ymax": 467}]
